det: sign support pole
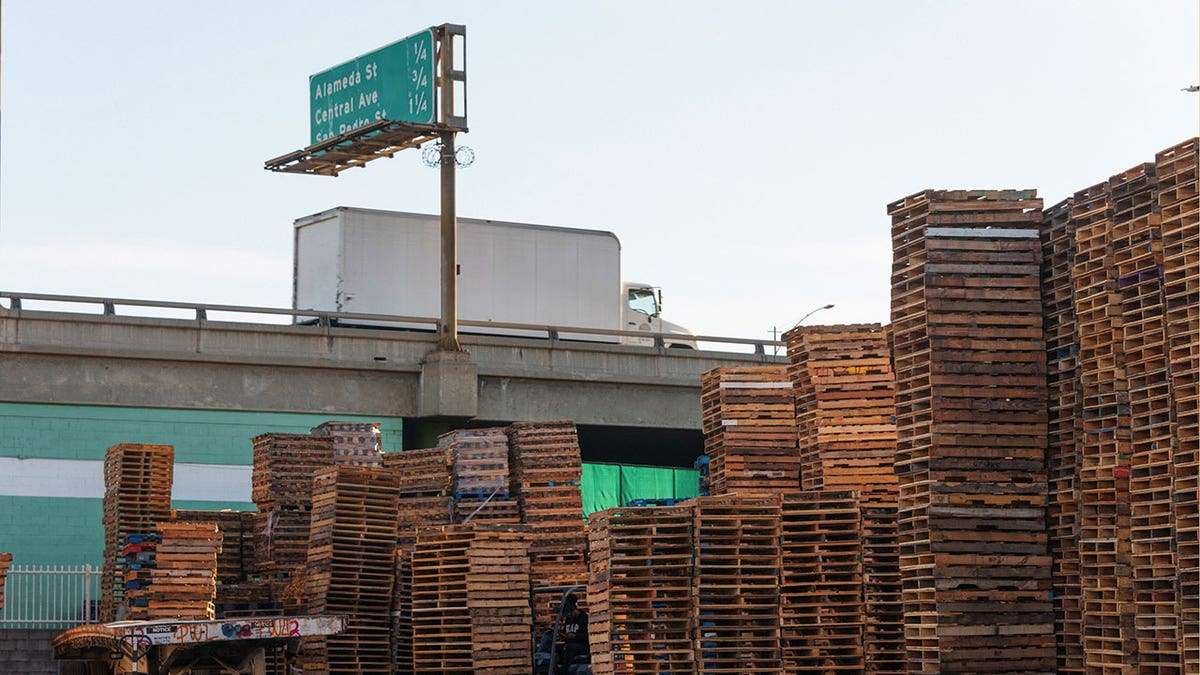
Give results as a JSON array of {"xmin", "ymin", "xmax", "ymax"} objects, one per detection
[{"xmin": 439, "ymin": 130, "xmax": 461, "ymax": 351}]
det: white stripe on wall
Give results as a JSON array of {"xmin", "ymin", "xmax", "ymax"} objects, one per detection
[{"xmin": 0, "ymin": 457, "xmax": 252, "ymax": 503}]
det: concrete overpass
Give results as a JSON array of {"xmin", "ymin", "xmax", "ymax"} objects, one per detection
[{"xmin": 0, "ymin": 292, "xmax": 785, "ymax": 464}]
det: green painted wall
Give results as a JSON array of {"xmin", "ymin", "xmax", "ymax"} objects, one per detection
[
  {"xmin": 0, "ymin": 403, "xmax": 401, "ymax": 566},
  {"xmin": 0, "ymin": 403, "xmax": 701, "ymax": 568},
  {"xmin": 0, "ymin": 402, "xmax": 403, "ymax": 464}
]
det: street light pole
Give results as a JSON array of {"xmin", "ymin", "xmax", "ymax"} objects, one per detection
[{"xmin": 792, "ymin": 303, "xmax": 835, "ymax": 330}]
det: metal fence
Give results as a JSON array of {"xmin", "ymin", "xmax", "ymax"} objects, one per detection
[{"xmin": 0, "ymin": 564, "xmax": 101, "ymax": 629}]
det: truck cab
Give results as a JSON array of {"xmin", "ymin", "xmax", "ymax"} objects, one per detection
[{"xmin": 621, "ymin": 282, "xmax": 695, "ymax": 349}]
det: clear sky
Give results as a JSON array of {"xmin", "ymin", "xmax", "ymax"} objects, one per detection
[{"xmin": 2, "ymin": 1, "xmax": 1197, "ymax": 341}]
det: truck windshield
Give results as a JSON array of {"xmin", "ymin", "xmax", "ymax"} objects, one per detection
[{"xmin": 627, "ymin": 288, "xmax": 658, "ymax": 317}]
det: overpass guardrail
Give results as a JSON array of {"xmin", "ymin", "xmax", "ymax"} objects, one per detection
[{"xmin": 0, "ymin": 291, "xmax": 785, "ymax": 356}]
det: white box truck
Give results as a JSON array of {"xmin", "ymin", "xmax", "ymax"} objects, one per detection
[{"xmin": 293, "ymin": 207, "xmax": 695, "ymax": 347}]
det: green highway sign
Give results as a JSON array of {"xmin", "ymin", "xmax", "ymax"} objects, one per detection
[{"xmin": 310, "ymin": 28, "xmax": 436, "ymax": 144}]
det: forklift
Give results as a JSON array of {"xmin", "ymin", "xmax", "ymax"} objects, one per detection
[{"xmin": 531, "ymin": 586, "xmax": 592, "ymax": 675}]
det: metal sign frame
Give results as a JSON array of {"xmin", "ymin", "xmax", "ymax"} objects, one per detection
[{"xmin": 265, "ymin": 24, "xmax": 466, "ymax": 177}]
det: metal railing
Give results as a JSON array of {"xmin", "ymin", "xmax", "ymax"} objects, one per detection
[
  {"xmin": 0, "ymin": 564, "xmax": 102, "ymax": 629},
  {"xmin": 0, "ymin": 290, "xmax": 785, "ymax": 355}
]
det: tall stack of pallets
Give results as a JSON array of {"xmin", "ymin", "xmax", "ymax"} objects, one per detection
[
  {"xmin": 411, "ymin": 524, "xmax": 533, "ymax": 674},
  {"xmin": 382, "ymin": 447, "xmax": 453, "ymax": 542},
  {"xmin": 311, "ymin": 421, "xmax": 384, "ymax": 467},
  {"xmin": 701, "ymin": 366, "xmax": 799, "ymax": 495},
  {"xmin": 778, "ymin": 491, "xmax": 864, "ymax": 672},
  {"xmin": 440, "ymin": 429, "xmax": 522, "ymax": 524},
  {"xmin": 507, "ymin": 421, "xmax": 588, "ymax": 625},
  {"xmin": 887, "ymin": 190, "xmax": 1054, "ymax": 673},
  {"xmin": 1070, "ymin": 180, "xmax": 1138, "ymax": 671},
  {"xmin": 0, "ymin": 553, "xmax": 10, "ymax": 612},
  {"xmin": 101, "ymin": 443, "xmax": 175, "ymax": 622},
  {"xmin": 783, "ymin": 324, "xmax": 904, "ymax": 674},
  {"xmin": 1040, "ymin": 196, "xmax": 1086, "ymax": 673},
  {"xmin": 1157, "ymin": 138, "xmax": 1200, "ymax": 671},
  {"xmin": 301, "ymin": 466, "xmax": 400, "ymax": 674},
  {"xmin": 588, "ymin": 505, "xmax": 695, "ymax": 674},
  {"xmin": 148, "ymin": 521, "xmax": 221, "ymax": 620},
  {"xmin": 251, "ymin": 433, "xmax": 334, "ymax": 587},
  {"xmin": 1112, "ymin": 163, "xmax": 1183, "ymax": 671},
  {"xmin": 692, "ymin": 494, "xmax": 781, "ymax": 674},
  {"xmin": 391, "ymin": 549, "xmax": 413, "ymax": 675}
]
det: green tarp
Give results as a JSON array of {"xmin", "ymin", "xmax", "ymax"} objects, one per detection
[{"xmin": 580, "ymin": 462, "xmax": 700, "ymax": 516}]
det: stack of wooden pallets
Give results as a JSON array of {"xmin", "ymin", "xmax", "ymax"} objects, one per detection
[
  {"xmin": 887, "ymin": 190, "xmax": 1054, "ymax": 673},
  {"xmin": 251, "ymin": 433, "xmax": 334, "ymax": 582},
  {"xmin": 783, "ymin": 323, "xmax": 904, "ymax": 674},
  {"xmin": 701, "ymin": 366, "xmax": 799, "ymax": 495},
  {"xmin": 1070, "ymin": 181, "xmax": 1138, "ymax": 672},
  {"xmin": 588, "ymin": 504, "xmax": 695, "ymax": 674},
  {"xmin": 148, "ymin": 521, "xmax": 221, "ymax": 620},
  {"xmin": 1111, "ymin": 163, "xmax": 1183, "ymax": 670},
  {"xmin": 311, "ymin": 421, "xmax": 384, "ymax": 467},
  {"xmin": 1158, "ymin": 138, "xmax": 1200, "ymax": 672},
  {"xmin": 391, "ymin": 549, "xmax": 413, "ymax": 675},
  {"xmin": 301, "ymin": 466, "xmax": 400, "ymax": 674},
  {"xmin": 173, "ymin": 510, "xmax": 246, "ymax": 586},
  {"xmin": 440, "ymin": 428, "xmax": 522, "ymax": 524},
  {"xmin": 507, "ymin": 420, "xmax": 588, "ymax": 624},
  {"xmin": 778, "ymin": 491, "xmax": 864, "ymax": 672},
  {"xmin": 120, "ymin": 533, "xmax": 160, "ymax": 620},
  {"xmin": 0, "ymin": 553, "xmax": 10, "ymax": 613},
  {"xmin": 411, "ymin": 524, "xmax": 532, "ymax": 674},
  {"xmin": 382, "ymin": 448, "xmax": 453, "ymax": 542},
  {"xmin": 1040, "ymin": 196, "xmax": 1085, "ymax": 674},
  {"xmin": 101, "ymin": 443, "xmax": 174, "ymax": 621},
  {"xmin": 692, "ymin": 494, "xmax": 781, "ymax": 674}
]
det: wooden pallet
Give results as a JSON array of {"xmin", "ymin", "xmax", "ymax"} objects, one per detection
[
  {"xmin": 300, "ymin": 466, "xmax": 401, "ymax": 674},
  {"xmin": 1111, "ymin": 163, "xmax": 1185, "ymax": 671},
  {"xmin": 100, "ymin": 443, "xmax": 175, "ymax": 622},
  {"xmin": 251, "ymin": 433, "xmax": 335, "ymax": 511},
  {"xmin": 173, "ymin": 509, "xmax": 247, "ymax": 585},
  {"xmin": 588, "ymin": 505, "xmax": 695, "ymax": 675},
  {"xmin": 1040, "ymin": 196, "xmax": 1086, "ymax": 674},
  {"xmin": 391, "ymin": 549, "xmax": 414, "ymax": 674},
  {"xmin": 888, "ymin": 191, "xmax": 1055, "ymax": 674},
  {"xmin": 1158, "ymin": 137, "xmax": 1200, "ymax": 672},
  {"xmin": 311, "ymin": 420, "xmax": 385, "ymax": 467},
  {"xmin": 382, "ymin": 447, "xmax": 453, "ymax": 497},
  {"xmin": 701, "ymin": 366, "xmax": 799, "ymax": 495},
  {"xmin": 779, "ymin": 491, "xmax": 864, "ymax": 673},
  {"xmin": 692, "ymin": 494, "xmax": 781, "ymax": 674},
  {"xmin": 439, "ymin": 427, "xmax": 512, "ymax": 497},
  {"xmin": 1069, "ymin": 180, "xmax": 1141, "ymax": 672},
  {"xmin": 147, "ymin": 521, "xmax": 221, "ymax": 620},
  {"xmin": 507, "ymin": 420, "xmax": 589, "ymax": 624},
  {"xmin": 411, "ymin": 523, "xmax": 532, "ymax": 674},
  {"xmin": 783, "ymin": 323, "xmax": 904, "ymax": 674}
]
